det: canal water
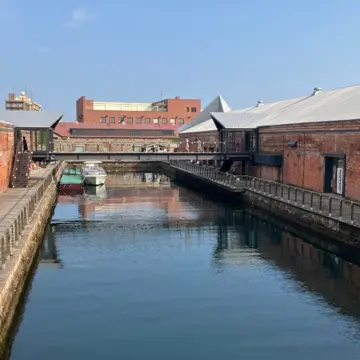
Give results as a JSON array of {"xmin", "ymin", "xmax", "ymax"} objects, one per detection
[{"xmin": 5, "ymin": 172, "xmax": 360, "ymax": 359}]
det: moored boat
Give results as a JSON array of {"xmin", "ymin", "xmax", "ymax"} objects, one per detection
[
  {"xmin": 58, "ymin": 167, "xmax": 84, "ymax": 195},
  {"xmin": 82, "ymin": 161, "xmax": 107, "ymax": 186}
]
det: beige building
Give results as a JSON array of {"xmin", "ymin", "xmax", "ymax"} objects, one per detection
[{"xmin": 5, "ymin": 92, "xmax": 42, "ymax": 111}]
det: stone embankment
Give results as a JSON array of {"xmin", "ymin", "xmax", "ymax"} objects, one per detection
[
  {"xmin": 163, "ymin": 161, "xmax": 360, "ymax": 247},
  {"xmin": 0, "ymin": 162, "xmax": 63, "ymax": 356}
]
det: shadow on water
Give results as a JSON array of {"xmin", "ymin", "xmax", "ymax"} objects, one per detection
[{"xmin": 1, "ymin": 222, "xmax": 63, "ymax": 360}]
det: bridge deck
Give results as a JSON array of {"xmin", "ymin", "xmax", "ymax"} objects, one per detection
[{"xmin": 34, "ymin": 151, "xmax": 251, "ymax": 162}]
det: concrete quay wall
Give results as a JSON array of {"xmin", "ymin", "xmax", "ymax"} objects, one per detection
[
  {"xmin": 162, "ymin": 163, "xmax": 360, "ymax": 247},
  {"xmin": 0, "ymin": 163, "xmax": 63, "ymax": 356}
]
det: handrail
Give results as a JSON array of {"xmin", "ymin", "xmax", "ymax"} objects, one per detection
[
  {"xmin": 10, "ymin": 138, "xmax": 23, "ymax": 188},
  {"xmin": 169, "ymin": 160, "xmax": 360, "ymax": 228},
  {"xmin": 1, "ymin": 162, "xmax": 62, "ymax": 270}
]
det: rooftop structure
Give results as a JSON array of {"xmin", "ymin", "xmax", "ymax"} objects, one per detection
[
  {"xmin": 179, "ymin": 95, "xmax": 231, "ymax": 134},
  {"xmin": 211, "ymin": 84, "xmax": 360, "ymax": 130},
  {"xmin": 5, "ymin": 92, "xmax": 42, "ymax": 111}
]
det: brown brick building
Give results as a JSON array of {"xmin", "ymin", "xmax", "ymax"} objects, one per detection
[
  {"xmin": 5, "ymin": 92, "xmax": 42, "ymax": 111},
  {"xmin": 254, "ymin": 120, "xmax": 360, "ymax": 200},
  {"xmin": 76, "ymin": 95, "xmax": 200, "ymax": 127},
  {"xmin": 213, "ymin": 85, "xmax": 360, "ymax": 200},
  {"xmin": 183, "ymin": 85, "xmax": 360, "ymax": 201},
  {"xmin": 0, "ymin": 121, "xmax": 14, "ymax": 192},
  {"xmin": 54, "ymin": 95, "xmax": 201, "ymax": 152}
]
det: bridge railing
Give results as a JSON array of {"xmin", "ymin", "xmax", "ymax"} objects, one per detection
[{"xmin": 170, "ymin": 161, "xmax": 360, "ymax": 227}]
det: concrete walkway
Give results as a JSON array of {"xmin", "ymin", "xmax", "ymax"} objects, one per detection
[
  {"xmin": 0, "ymin": 167, "xmax": 49, "ymax": 227},
  {"xmin": 0, "ymin": 165, "xmax": 60, "ymax": 271}
]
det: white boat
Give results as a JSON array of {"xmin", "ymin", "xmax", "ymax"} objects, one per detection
[
  {"xmin": 82, "ymin": 161, "xmax": 107, "ymax": 186},
  {"xmin": 84, "ymin": 184, "xmax": 107, "ymax": 200}
]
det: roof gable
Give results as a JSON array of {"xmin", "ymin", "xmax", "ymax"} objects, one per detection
[{"xmin": 179, "ymin": 95, "xmax": 231, "ymax": 133}]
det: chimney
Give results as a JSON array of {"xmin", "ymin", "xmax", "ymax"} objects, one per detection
[
  {"xmin": 311, "ymin": 87, "xmax": 322, "ymax": 96},
  {"xmin": 175, "ymin": 96, "xmax": 180, "ymax": 99},
  {"xmin": 256, "ymin": 100, "xmax": 264, "ymax": 107},
  {"xmin": 8, "ymin": 93, "xmax": 15, "ymax": 101}
]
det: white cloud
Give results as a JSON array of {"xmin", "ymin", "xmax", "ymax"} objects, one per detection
[{"xmin": 65, "ymin": 7, "xmax": 95, "ymax": 28}]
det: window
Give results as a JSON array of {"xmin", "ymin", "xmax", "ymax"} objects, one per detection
[
  {"xmin": 153, "ymin": 118, "xmax": 159, "ymax": 124},
  {"xmin": 145, "ymin": 118, "xmax": 150, "ymax": 124},
  {"xmin": 118, "ymin": 116, "xmax": 125, "ymax": 124},
  {"xmin": 127, "ymin": 117, "xmax": 133, "ymax": 124},
  {"xmin": 178, "ymin": 118, "xmax": 184, "ymax": 124},
  {"xmin": 191, "ymin": 107, "xmax": 197, "ymax": 112},
  {"xmin": 170, "ymin": 118, "xmax": 176, "ymax": 125},
  {"xmin": 100, "ymin": 117, "xmax": 106, "ymax": 123},
  {"xmin": 186, "ymin": 107, "xmax": 190, "ymax": 112},
  {"xmin": 110, "ymin": 117, "xmax": 115, "ymax": 123},
  {"xmin": 68, "ymin": 128, "xmax": 175, "ymax": 137},
  {"xmin": 136, "ymin": 117, "xmax": 142, "ymax": 124},
  {"xmin": 161, "ymin": 118, "xmax": 167, "ymax": 124}
]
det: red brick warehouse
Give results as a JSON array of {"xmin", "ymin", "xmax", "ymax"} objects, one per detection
[
  {"xmin": 209, "ymin": 85, "xmax": 360, "ymax": 201},
  {"xmin": 182, "ymin": 85, "xmax": 360, "ymax": 201}
]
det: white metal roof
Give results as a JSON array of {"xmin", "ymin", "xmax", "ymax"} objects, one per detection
[
  {"xmin": 211, "ymin": 84, "xmax": 360, "ymax": 129},
  {"xmin": 181, "ymin": 119, "xmax": 217, "ymax": 133},
  {"xmin": 0, "ymin": 110, "xmax": 63, "ymax": 129},
  {"xmin": 0, "ymin": 120, "xmax": 13, "ymax": 126},
  {"xmin": 179, "ymin": 95, "xmax": 231, "ymax": 134}
]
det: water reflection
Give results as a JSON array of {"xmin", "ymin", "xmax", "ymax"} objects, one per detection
[
  {"xmin": 38, "ymin": 226, "xmax": 63, "ymax": 269},
  {"xmin": 213, "ymin": 210, "xmax": 360, "ymax": 320},
  {"xmin": 53, "ymin": 176, "xmax": 360, "ymax": 321},
  {"xmin": 106, "ymin": 172, "xmax": 170, "ymax": 188},
  {"xmin": 6, "ymin": 173, "xmax": 360, "ymax": 360}
]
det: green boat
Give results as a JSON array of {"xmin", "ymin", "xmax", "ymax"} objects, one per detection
[{"xmin": 59, "ymin": 168, "xmax": 84, "ymax": 194}]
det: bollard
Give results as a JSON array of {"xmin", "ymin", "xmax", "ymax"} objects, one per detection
[{"xmin": 235, "ymin": 177, "xmax": 242, "ymax": 189}]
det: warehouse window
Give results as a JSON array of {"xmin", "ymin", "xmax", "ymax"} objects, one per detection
[{"xmin": 100, "ymin": 117, "xmax": 106, "ymax": 123}]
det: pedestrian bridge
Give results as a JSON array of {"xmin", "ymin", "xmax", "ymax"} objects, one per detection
[{"xmin": 39, "ymin": 151, "xmax": 251, "ymax": 162}]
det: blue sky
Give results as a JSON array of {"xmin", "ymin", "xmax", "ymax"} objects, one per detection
[{"xmin": 1, "ymin": 0, "xmax": 360, "ymax": 120}]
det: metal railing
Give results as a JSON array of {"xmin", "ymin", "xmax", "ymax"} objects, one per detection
[
  {"xmin": 0, "ymin": 162, "xmax": 62, "ymax": 270},
  {"xmin": 170, "ymin": 161, "xmax": 360, "ymax": 228},
  {"xmin": 170, "ymin": 161, "xmax": 247, "ymax": 190},
  {"xmin": 9, "ymin": 138, "xmax": 23, "ymax": 187}
]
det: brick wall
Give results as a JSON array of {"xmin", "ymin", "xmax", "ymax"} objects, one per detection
[
  {"xmin": 76, "ymin": 96, "xmax": 201, "ymax": 128},
  {"xmin": 258, "ymin": 120, "xmax": 360, "ymax": 200},
  {"xmin": 179, "ymin": 131, "xmax": 219, "ymax": 152},
  {"xmin": 53, "ymin": 136, "xmax": 176, "ymax": 152},
  {"xmin": 0, "ymin": 123, "xmax": 14, "ymax": 193},
  {"xmin": 250, "ymin": 164, "xmax": 281, "ymax": 181}
]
